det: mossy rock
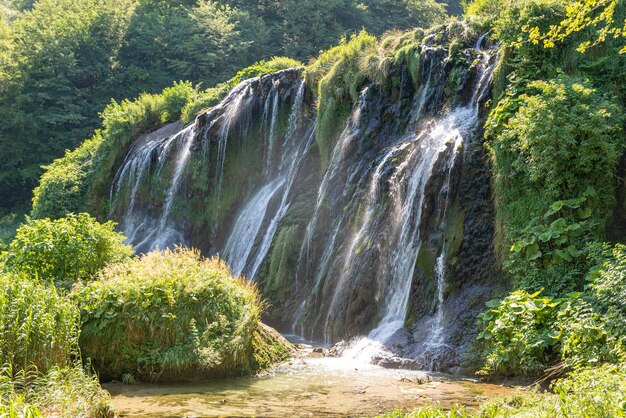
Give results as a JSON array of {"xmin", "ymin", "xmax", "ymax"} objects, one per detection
[{"xmin": 75, "ymin": 248, "xmax": 291, "ymax": 382}]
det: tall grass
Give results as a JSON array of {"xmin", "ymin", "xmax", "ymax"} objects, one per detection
[
  {"xmin": 306, "ymin": 31, "xmax": 377, "ymax": 169},
  {"xmin": 0, "ymin": 273, "xmax": 78, "ymax": 373},
  {"xmin": 0, "ymin": 364, "xmax": 113, "ymax": 418}
]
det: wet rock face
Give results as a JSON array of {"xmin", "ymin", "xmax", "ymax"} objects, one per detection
[{"xmin": 108, "ymin": 35, "xmax": 499, "ymax": 371}]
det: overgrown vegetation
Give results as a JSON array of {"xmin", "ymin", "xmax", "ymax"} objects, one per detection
[
  {"xmin": 477, "ymin": 243, "xmax": 626, "ymax": 378},
  {"xmin": 75, "ymin": 248, "xmax": 290, "ymax": 382},
  {"xmin": 0, "ymin": 365, "xmax": 114, "ymax": 418},
  {"xmin": 0, "ymin": 211, "xmax": 291, "ymax": 413},
  {"xmin": 0, "ymin": 273, "xmax": 78, "ymax": 372},
  {"xmin": 486, "ymin": 76, "xmax": 623, "ymax": 294}
]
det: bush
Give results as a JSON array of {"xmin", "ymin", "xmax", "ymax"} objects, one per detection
[
  {"xmin": 478, "ymin": 243, "xmax": 626, "ymax": 377},
  {"xmin": 0, "ymin": 273, "xmax": 78, "ymax": 373},
  {"xmin": 477, "ymin": 290, "xmax": 563, "ymax": 377},
  {"xmin": 75, "ymin": 248, "xmax": 290, "ymax": 382},
  {"xmin": 2, "ymin": 213, "xmax": 133, "ymax": 288},
  {"xmin": 558, "ymin": 243, "xmax": 626, "ymax": 368}
]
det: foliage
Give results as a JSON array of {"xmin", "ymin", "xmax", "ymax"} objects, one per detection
[
  {"xmin": 307, "ymin": 31, "xmax": 377, "ymax": 169},
  {"xmin": 525, "ymin": 0, "xmax": 626, "ymax": 54},
  {"xmin": 477, "ymin": 290, "xmax": 563, "ymax": 377},
  {"xmin": 0, "ymin": 273, "xmax": 78, "ymax": 374},
  {"xmin": 2, "ymin": 213, "xmax": 133, "ymax": 288},
  {"xmin": 74, "ymin": 248, "xmax": 289, "ymax": 382},
  {"xmin": 0, "ymin": 0, "xmax": 136, "ymax": 209},
  {"xmin": 486, "ymin": 75, "xmax": 623, "ymax": 293},
  {"xmin": 478, "ymin": 243, "xmax": 626, "ymax": 377},
  {"xmin": 0, "ymin": 211, "xmax": 22, "ymax": 252},
  {"xmin": 0, "ymin": 364, "xmax": 114, "ymax": 418}
]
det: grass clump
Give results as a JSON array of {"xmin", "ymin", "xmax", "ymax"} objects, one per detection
[
  {"xmin": 2, "ymin": 213, "xmax": 133, "ymax": 289},
  {"xmin": 0, "ymin": 364, "xmax": 114, "ymax": 418},
  {"xmin": 0, "ymin": 273, "xmax": 78, "ymax": 373},
  {"xmin": 75, "ymin": 247, "xmax": 290, "ymax": 382},
  {"xmin": 0, "ymin": 272, "xmax": 113, "ymax": 417}
]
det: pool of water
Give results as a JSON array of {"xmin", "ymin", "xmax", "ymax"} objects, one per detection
[{"xmin": 105, "ymin": 355, "xmax": 515, "ymax": 417}]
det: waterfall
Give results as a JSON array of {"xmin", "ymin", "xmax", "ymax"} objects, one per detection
[
  {"xmin": 223, "ymin": 178, "xmax": 286, "ymax": 276},
  {"xmin": 346, "ymin": 42, "xmax": 494, "ymax": 366},
  {"xmin": 107, "ymin": 35, "xmax": 498, "ymax": 371},
  {"xmin": 222, "ymin": 78, "xmax": 313, "ymax": 279},
  {"xmin": 215, "ymin": 81, "xmax": 254, "ymax": 216}
]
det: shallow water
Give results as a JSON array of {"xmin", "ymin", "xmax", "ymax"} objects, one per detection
[{"xmin": 105, "ymin": 356, "xmax": 515, "ymax": 417}]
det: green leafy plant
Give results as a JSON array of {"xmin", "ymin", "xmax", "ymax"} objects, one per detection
[
  {"xmin": 510, "ymin": 189, "xmax": 595, "ymax": 265},
  {"xmin": 2, "ymin": 213, "xmax": 133, "ymax": 288},
  {"xmin": 477, "ymin": 290, "xmax": 563, "ymax": 377},
  {"xmin": 0, "ymin": 273, "xmax": 78, "ymax": 373}
]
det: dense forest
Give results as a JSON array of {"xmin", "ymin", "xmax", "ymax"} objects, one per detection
[{"xmin": 0, "ymin": 0, "xmax": 625, "ymax": 416}]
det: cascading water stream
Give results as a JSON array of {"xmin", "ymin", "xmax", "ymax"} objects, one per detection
[
  {"xmin": 222, "ymin": 78, "xmax": 314, "ymax": 279},
  {"xmin": 223, "ymin": 178, "xmax": 286, "ymax": 276},
  {"xmin": 335, "ymin": 41, "xmax": 496, "ymax": 364}
]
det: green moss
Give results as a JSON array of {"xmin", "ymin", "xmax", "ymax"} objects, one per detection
[
  {"xmin": 263, "ymin": 225, "xmax": 301, "ymax": 308},
  {"xmin": 416, "ymin": 246, "xmax": 437, "ymax": 282},
  {"xmin": 251, "ymin": 323, "xmax": 293, "ymax": 371}
]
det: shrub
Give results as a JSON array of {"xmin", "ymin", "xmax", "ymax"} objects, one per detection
[
  {"xmin": 75, "ymin": 248, "xmax": 290, "ymax": 382},
  {"xmin": 477, "ymin": 290, "xmax": 563, "ymax": 377},
  {"xmin": 559, "ymin": 243, "xmax": 626, "ymax": 367},
  {"xmin": 2, "ymin": 213, "xmax": 133, "ymax": 288},
  {"xmin": 0, "ymin": 273, "xmax": 78, "ymax": 373},
  {"xmin": 478, "ymin": 244, "xmax": 626, "ymax": 377},
  {"xmin": 31, "ymin": 136, "xmax": 102, "ymax": 220}
]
